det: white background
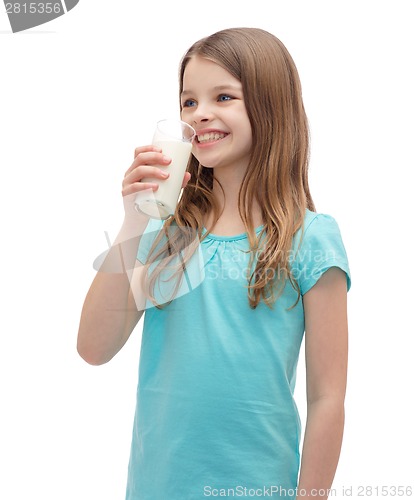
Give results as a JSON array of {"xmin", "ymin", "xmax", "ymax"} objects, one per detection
[{"xmin": 1, "ymin": 1, "xmax": 413, "ymax": 499}]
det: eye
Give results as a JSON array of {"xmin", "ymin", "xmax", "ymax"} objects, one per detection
[
  {"xmin": 218, "ymin": 94, "xmax": 233, "ymax": 102},
  {"xmin": 182, "ymin": 99, "xmax": 197, "ymax": 108}
]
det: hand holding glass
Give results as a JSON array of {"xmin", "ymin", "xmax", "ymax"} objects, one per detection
[{"xmin": 135, "ymin": 119, "xmax": 196, "ymax": 219}]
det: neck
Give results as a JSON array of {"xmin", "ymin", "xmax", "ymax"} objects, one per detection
[
  {"xmin": 208, "ymin": 167, "xmax": 262, "ymax": 227},
  {"xmin": 211, "ymin": 164, "xmax": 246, "ymax": 211}
]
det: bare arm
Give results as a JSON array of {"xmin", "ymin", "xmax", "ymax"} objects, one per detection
[
  {"xmin": 297, "ymin": 266, "xmax": 349, "ymax": 499},
  {"xmin": 76, "ymin": 217, "xmax": 149, "ymax": 366},
  {"xmin": 77, "ymin": 145, "xmax": 191, "ymax": 365}
]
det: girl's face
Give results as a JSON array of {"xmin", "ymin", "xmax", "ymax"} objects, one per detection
[{"xmin": 181, "ymin": 56, "xmax": 252, "ymax": 173}]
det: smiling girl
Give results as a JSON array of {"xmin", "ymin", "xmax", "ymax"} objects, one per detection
[{"xmin": 78, "ymin": 28, "xmax": 351, "ymax": 500}]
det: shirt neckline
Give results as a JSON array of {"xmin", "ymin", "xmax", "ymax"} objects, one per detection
[{"xmin": 202, "ymin": 224, "xmax": 265, "ymax": 241}]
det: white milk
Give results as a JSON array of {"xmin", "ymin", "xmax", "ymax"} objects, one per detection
[{"xmin": 136, "ymin": 140, "xmax": 193, "ymax": 219}]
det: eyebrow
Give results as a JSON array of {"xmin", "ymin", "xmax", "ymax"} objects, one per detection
[{"xmin": 181, "ymin": 84, "xmax": 242, "ymax": 96}]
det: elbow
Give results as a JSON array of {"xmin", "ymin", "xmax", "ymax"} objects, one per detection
[
  {"xmin": 306, "ymin": 396, "xmax": 346, "ymax": 428},
  {"xmin": 77, "ymin": 346, "xmax": 112, "ymax": 366},
  {"xmin": 77, "ymin": 344, "xmax": 106, "ymax": 366},
  {"xmin": 308, "ymin": 392, "xmax": 346, "ymax": 406},
  {"xmin": 76, "ymin": 333, "xmax": 114, "ymax": 366}
]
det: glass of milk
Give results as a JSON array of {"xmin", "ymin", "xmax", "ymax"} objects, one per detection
[{"xmin": 135, "ymin": 119, "xmax": 196, "ymax": 219}]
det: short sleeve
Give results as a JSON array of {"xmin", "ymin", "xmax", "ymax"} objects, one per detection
[
  {"xmin": 290, "ymin": 213, "xmax": 351, "ymax": 295},
  {"xmin": 135, "ymin": 219, "xmax": 205, "ymax": 307}
]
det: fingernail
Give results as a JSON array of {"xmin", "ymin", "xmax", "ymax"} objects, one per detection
[{"xmin": 162, "ymin": 155, "xmax": 170, "ymax": 162}]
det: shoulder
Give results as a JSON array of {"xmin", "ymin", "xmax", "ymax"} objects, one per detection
[
  {"xmin": 291, "ymin": 209, "xmax": 351, "ymax": 295},
  {"xmin": 293, "ymin": 209, "xmax": 345, "ymax": 250},
  {"xmin": 302, "ymin": 208, "xmax": 340, "ymax": 234}
]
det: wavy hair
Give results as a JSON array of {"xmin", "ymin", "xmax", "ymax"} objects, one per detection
[{"xmin": 141, "ymin": 27, "xmax": 315, "ymax": 310}]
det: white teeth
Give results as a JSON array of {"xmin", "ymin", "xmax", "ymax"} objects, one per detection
[{"xmin": 197, "ymin": 132, "xmax": 226, "ymax": 143}]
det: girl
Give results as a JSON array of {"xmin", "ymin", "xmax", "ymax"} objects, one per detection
[{"xmin": 78, "ymin": 27, "xmax": 351, "ymax": 500}]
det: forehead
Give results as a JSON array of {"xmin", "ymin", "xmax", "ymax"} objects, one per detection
[{"xmin": 182, "ymin": 55, "xmax": 241, "ymax": 91}]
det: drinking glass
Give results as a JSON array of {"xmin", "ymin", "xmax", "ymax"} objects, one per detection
[{"xmin": 135, "ymin": 119, "xmax": 196, "ymax": 219}]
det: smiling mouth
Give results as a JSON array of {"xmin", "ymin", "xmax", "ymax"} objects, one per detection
[{"xmin": 196, "ymin": 132, "xmax": 228, "ymax": 144}]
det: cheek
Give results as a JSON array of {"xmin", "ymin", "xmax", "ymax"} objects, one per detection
[
  {"xmin": 240, "ymin": 127, "xmax": 253, "ymax": 152},
  {"xmin": 181, "ymin": 108, "xmax": 193, "ymax": 122},
  {"xmin": 180, "ymin": 109, "xmax": 187, "ymax": 123},
  {"xmin": 235, "ymin": 112, "xmax": 253, "ymax": 147}
]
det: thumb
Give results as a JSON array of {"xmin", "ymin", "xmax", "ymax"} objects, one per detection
[{"xmin": 182, "ymin": 172, "xmax": 191, "ymax": 188}]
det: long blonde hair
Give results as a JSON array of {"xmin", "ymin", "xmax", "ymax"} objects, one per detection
[{"xmin": 142, "ymin": 27, "xmax": 315, "ymax": 310}]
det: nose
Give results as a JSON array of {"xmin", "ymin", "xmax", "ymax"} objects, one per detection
[{"xmin": 192, "ymin": 102, "xmax": 214, "ymax": 125}]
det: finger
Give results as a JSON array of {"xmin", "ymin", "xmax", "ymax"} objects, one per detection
[
  {"xmin": 182, "ymin": 172, "xmax": 191, "ymax": 188},
  {"xmin": 122, "ymin": 181, "xmax": 159, "ymax": 198},
  {"xmin": 125, "ymin": 151, "xmax": 171, "ymax": 177},
  {"xmin": 134, "ymin": 145, "xmax": 161, "ymax": 159},
  {"xmin": 123, "ymin": 165, "xmax": 170, "ymax": 189}
]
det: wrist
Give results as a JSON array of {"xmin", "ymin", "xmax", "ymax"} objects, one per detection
[{"xmin": 114, "ymin": 212, "xmax": 150, "ymax": 245}]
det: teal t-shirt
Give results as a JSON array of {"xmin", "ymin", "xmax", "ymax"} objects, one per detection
[{"xmin": 126, "ymin": 210, "xmax": 351, "ymax": 499}]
